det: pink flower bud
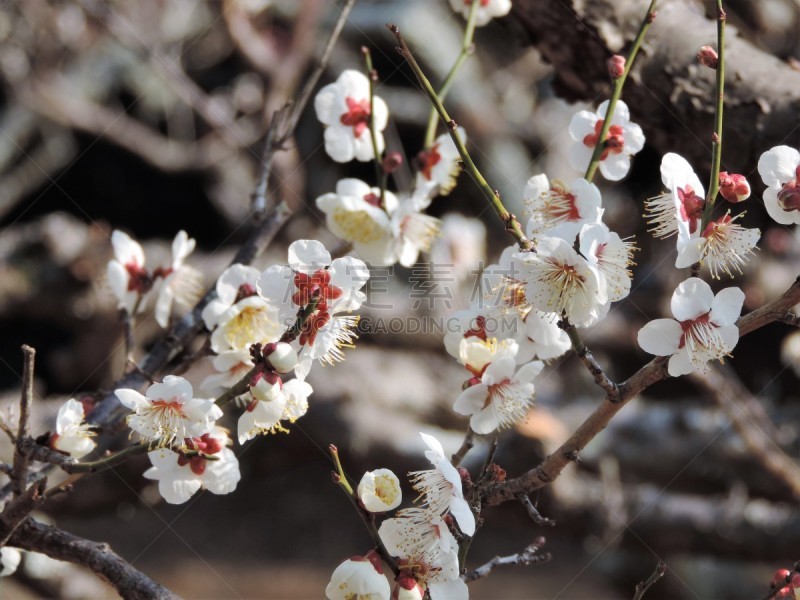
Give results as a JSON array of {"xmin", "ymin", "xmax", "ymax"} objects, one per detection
[
  {"xmin": 697, "ymin": 45, "xmax": 719, "ymax": 69},
  {"xmin": 719, "ymin": 171, "xmax": 750, "ymax": 203},
  {"xmin": 607, "ymin": 55, "xmax": 626, "ymax": 79},
  {"xmin": 382, "ymin": 151, "xmax": 404, "ymax": 174}
]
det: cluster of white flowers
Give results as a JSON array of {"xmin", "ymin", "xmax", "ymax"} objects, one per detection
[
  {"xmin": 107, "ymin": 230, "xmax": 203, "ymax": 327},
  {"xmin": 327, "ymin": 433, "xmax": 473, "ymax": 600}
]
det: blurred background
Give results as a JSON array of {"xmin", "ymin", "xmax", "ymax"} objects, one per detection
[{"xmin": 1, "ymin": 0, "xmax": 800, "ymax": 597}]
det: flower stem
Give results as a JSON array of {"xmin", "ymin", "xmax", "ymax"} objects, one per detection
[
  {"xmin": 362, "ymin": 47, "xmax": 386, "ymax": 209},
  {"xmin": 584, "ymin": 0, "xmax": 658, "ymax": 183},
  {"xmin": 389, "ymin": 25, "xmax": 532, "ymax": 251},
  {"xmin": 422, "ymin": 0, "xmax": 480, "ymax": 148},
  {"xmin": 68, "ymin": 443, "xmax": 148, "ymax": 473},
  {"xmin": 701, "ymin": 1, "xmax": 726, "ymax": 229}
]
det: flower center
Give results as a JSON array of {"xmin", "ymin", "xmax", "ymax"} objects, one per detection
[
  {"xmin": 777, "ymin": 167, "xmax": 800, "ymax": 212},
  {"xmin": 582, "ymin": 120, "xmax": 625, "ymax": 160},
  {"xmin": 539, "ymin": 261, "xmax": 586, "ymax": 315},
  {"xmin": 299, "ymin": 310, "xmax": 331, "ymax": 347},
  {"xmin": 331, "ymin": 207, "xmax": 387, "ymax": 245},
  {"xmin": 542, "ymin": 182, "xmax": 580, "ymax": 221},
  {"xmin": 339, "ymin": 96, "xmax": 371, "ymax": 138},
  {"xmin": 223, "ymin": 305, "xmax": 278, "ymax": 349},
  {"xmin": 125, "ymin": 262, "xmax": 153, "ymax": 293},
  {"xmin": 677, "ymin": 185, "xmax": 705, "ymax": 234},
  {"xmin": 292, "ymin": 269, "xmax": 343, "ymax": 312},
  {"xmin": 417, "ymin": 144, "xmax": 442, "ymax": 181},
  {"xmin": 234, "ymin": 283, "xmax": 257, "ymax": 303},
  {"xmin": 485, "ymin": 379, "xmax": 533, "ymax": 428},
  {"xmin": 465, "ymin": 316, "xmax": 488, "ymax": 340},
  {"xmin": 678, "ymin": 313, "xmax": 729, "ymax": 367}
]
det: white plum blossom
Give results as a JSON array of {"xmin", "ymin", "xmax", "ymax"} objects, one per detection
[
  {"xmin": 325, "ymin": 552, "xmax": 390, "ymax": 600},
  {"xmin": 448, "ymin": 0, "xmax": 511, "ymax": 26},
  {"xmin": 281, "ymin": 378, "xmax": 313, "ymax": 422},
  {"xmin": 409, "ymin": 432, "xmax": 475, "ymax": 536},
  {"xmin": 317, "ymin": 179, "xmax": 397, "ymax": 265},
  {"xmin": 523, "ymin": 310, "xmax": 572, "ymax": 360},
  {"xmin": 675, "ymin": 212, "xmax": 760, "ymax": 278},
  {"xmin": 453, "ymin": 357, "xmax": 543, "ymax": 434},
  {"xmin": 579, "ymin": 221, "xmax": 636, "ymax": 302},
  {"xmin": 568, "ymin": 100, "xmax": 644, "ymax": 181},
  {"xmin": 202, "ymin": 264, "xmax": 261, "ymax": 331},
  {"xmin": 259, "ymin": 240, "xmax": 369, "ymax": 378},
  {"xmin": 0, "ymin": 547, "xmax": 21, "ymax": 577},
  {"xmin": 144, "ymin": 428, "xmax": 240, "ymax": 504},
  {"xmin": 515, "ymin": 236, "xmax": 607, "ymax": 327},
  {"xmin": 638, "ymin": 277, "xmax": 744, "ymax": 376},
  {"xmin": 200, "ymin": 350, "xmax": 253, "ymax": 396},
  {"xmin": 523, "ymin": 174, "xmax": 602, "ymax": 240},
  {"xmin": 758, "ymin": 145, "xmax": 800, "ymax": 225},
  {"xmin": 238, "ymin": 377, "xmax": 287, "ymax": 443},
  {"xmin": 107, "ymin": 230, "xmax": 148, "ymax": 314},
  {"xmin": 458, "ymin": 335, "xmax": 519, "ymax": 376},
  {"xmin": 315, "ymin": 70, "xmax": 388, "ymax": 163},
  {"xmin": 154, "ymin": 231, "xmax": 203, "ymax": 327},
  {"xmin": 389, "ymin": 195, "xmax": 442, "ymax": 267},
  {"xmin": 50, "ymin": 398, "xmax": 96, "ymax": 459},
  {"xmin": 357, "ymin": 468, "xmax": 402, "ymax": 513},
  {"xmin": 415, "ymin": 129, "xmax": 464, "ymax": 196},
  {"xmin": 644, "ymin": 153, "xmax": 706, "ymax": 241},
  {"xmin": 115, "ymin": 375, "xmax": 222, "ymax": 448}
]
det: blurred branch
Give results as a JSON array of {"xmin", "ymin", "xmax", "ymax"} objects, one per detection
[
  {"xmin": 633, "ymin": 561, "xmax": 667, "ymax": 600},
  {"xmin": 691, "ymin": 365, "xmax": 800, "ymax": 499},
  {"xmin": 9, "ymin": 518, "xmax": 178, "ymax": 600},
  {"xmin": 0, "ymin": 479, "xmax": 47, "ymax": 547},
  {"xmin": 463, "ymin": 537, "xmax": 551, "ymax": 582}
]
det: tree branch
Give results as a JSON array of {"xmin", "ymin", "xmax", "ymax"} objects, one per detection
[
  {"xmin": 633, "ymin": 561, "xmax": 667, "ymax": 600},
  {"xmin": 11, "ymin": 345, "xmax": 35, "ymax": 499},
  {"xmin": 9, "ymin": 518, "xmax": 179, "ymax": 600},
  {"xmin": 463, "ymin": 538, "xmax": 551, "ymax": 582}
]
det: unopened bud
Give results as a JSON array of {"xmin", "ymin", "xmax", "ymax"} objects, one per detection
[
  {"xmin": 697, "ymin": 45, "xmax": 719, "ymax": 69},
  {"xmin": 718, "ymin": 172, "xmax": 750, "ymax": 203},
  {"xmin": 265, "ymin": 341, "xmax": 298, "ymax": 373},
  {"xmin": 382, "ymin": 151, "xmax": 403, "ymax": 174},
  {"xmin": 607, "ymin": 55, "xmax": 626, "ymax": 79}
]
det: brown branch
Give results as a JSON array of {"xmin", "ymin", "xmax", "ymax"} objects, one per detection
[
  {"xmin": 11, "ymin": 345, "xmax": 35, "ymax": 499},
  {"xmin": 633, "ymin": 561, "xmax": 668, "ymax": 600},
  {"xmin": 463, "ymin": 538, "xmax": 551, "ymax": 582},
  {"xmin": 563, "ymin": 322, "xmax": 620, "ymax": 401},
  {"xmin": 9, "ymin": 518, "xmax": 178, "ymax": 600},
  {"xmin": 517, "ymin": 494, "xmax": 556, "ymax": 527},
  {"xmin": 0, "ymin": 479, "xmax": 46, "ymax": 546},
  {"xmin": 451, "ymin": 427, "xmax": 475, "ymax": 467},
  {"xmin": 483, "ymin": 276, "xmax": 800, "ymax": 506},
  {"xmin": 691, "ymin": 365, "xmax": 800, "ymax": 499}
]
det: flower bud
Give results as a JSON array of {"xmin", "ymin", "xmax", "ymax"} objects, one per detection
[
  {"xmin": 718, "ymin": 171, "xmax": 750, "ymax": 203},
  {"xmin": 357, "ymin": 468, "xmax": 402, "ymax": 512},
  {"xmin": 607, "ymin": 55, "xmax": 626, "ymax": 79},
  {"xmin": 394, "ymin": 573, "xmax": 424, "ymax": 600},
  {"xmin": 265, "ymin": 342, "xmax": 298, "ymax": 373},
  {"xmin": 697, "ymin": 45, "xmax": 719, "ymax": 69},
  {"xmin": 325, "ymin": 554, "xmax": 390, "ymax": 600},
  {"xmin": 382, "ymin": 152, "xmax": 404, "ymax": 174}
]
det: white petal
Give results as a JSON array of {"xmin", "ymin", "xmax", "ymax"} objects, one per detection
[
  {"xmin": 718, "ymin": 324, "xmax": 740, "ymax": 353},
  {"xmin": 159, "ymin": 478, "xmax": 202, "ymax": 504},
  {"xmin": 758, "ymin": 145, "xmax": 800, "ymax": 187},
  {"xmin": 600, "ymin": 153, "xmax": 631, "ymax": 181},
  {"xmin": 637, "ymin": 319, "xmax": 682, "ymax": 356},
  {"xmin": 567, "ymin": 142, "xmax": 593, "ymax": 174},
  {"xmin": 568, "ymin": 110, "xmax": 598, "ymax": 141},
  {"xmin": 671, "ymin": 277, "xmax": 713, "ymax": 321},
  {"xmin": 115, "ymin": 389, "xmax": 149, "ymax": 411},
  {"xmin": 623, "ymin": 122, "xmax": 645, "ymax": 153},
  {"xmin": 324, "ymin": 125, "xmax": 356, "ymax": 163},
  {"xmin": 675, "ymin": 237, "xmax": 705, "ymax": 268},
  {"xmin": 513, "ymin": 360, "xmax": 544, "ymax": 383},
  {"xmin": 710, "ymin": 287, "xmax": 745, "ymax": 326},
  {"xmin": 482, "ymin": 357, "xmax": 516, "ymax": 385},
  {"xmin": 668, "ymin": 349, "xmax": 695, "ymax": 377},
  {"xmin": 522, "ymin": 174, "xmax": 550, "ymax": 200},
  {"xmin": 313, "ymin": 83, "xmax": 340, "ymax": 125},
  {"xmin": 449, "ymin": 496, "xmax": 475, "ymax": 536},
  {"xmin": 470, "ymin": 407, "xmax": 500, "ymax": 435},
  {"xmin": 289, "ymin": 240, "xmax": 331, "ymax": 273},
  {"xmin": 453, "ymin": 385, "xmax": 487, "ymax": 416},
  {"xmin": 763, "ymin": 187, "xmax": 800, "ymax": 225}
]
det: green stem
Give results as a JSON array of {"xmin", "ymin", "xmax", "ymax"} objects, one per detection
[
  {"xmin": 362, "ymin": 47, "xmax": 386, "ymax": 209},
  {"xmin": 69, "ymin": 444, "xmax": 148, "ymax": 473},
  {"xmin": 584, "ymin": 0, "xmax": 657, "ymax": 183},
  {"xmin": 389, "ymin": 25, "xmax": 532, "ymax": 251},
  {"xmin": 701, "ymin": 1, "xmax": 726, "ymax": 229},
  {"xmin": 422, "ymin": 0, "xmax": 479, "ymax": 147}
]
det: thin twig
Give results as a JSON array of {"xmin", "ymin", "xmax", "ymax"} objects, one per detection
[
  {"xmin": 463, "ymin": 538, "xmax": 551, "ymax": 582},
  {"xmin": 633, "ymin": 561, "xmax": 667, "ymax": 600},
  {"xmin": 0, "ymin": 479, "xmax": 47, "ymax": 546},
  {"xmin": 563, "ymin": 321, "xmax": 620, "ymax": 401},
  {"xmin": 517, "ymin": 494, "xmax": 556, "ymax": 527},
  {"xmin": 18, "ymin": 438, "xmax": 148, "ymax": 474},
  {"xmin": 451, "ymin": 426, "xmax": 475, "ymax": 467},
  {"xmin": 11, "ymin": 345, "xmax": 35, "ymax": 499},
  {"xmin": 583, "ymin": 0, "xmax": 657, "ymax": 182},
  {"xmin": 389, "ymin": 25, "xmax": 532, "ymax": 251},
  {"xmin": 362, "ymin": 47, "xmax": 386, "ymax": 207}
]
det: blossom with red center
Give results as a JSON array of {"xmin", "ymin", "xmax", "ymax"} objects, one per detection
[
  {"xmin": 314, "ymin": 70, "xmax": 388, "ymax": 163},
  {"xmin": 107, "ymin": 230, "xmax": 149, "ymax": 314},
  {"xmin": 448, "ymin": 0, "xmax": 511, "ymax": 26},
  {"xmin": 453, "ymin": 357, "xmax": 543, "ymax": 433},
  {"xmin": 154, "ymin": 230, "xmax": 203, "ymax": 328},
  {"xmin": 115, "ymin": 375, "xmax": 222, "ymax": 448},
  {"xmin": 644, "ymin": 153, "xmax": 706, "ymax": 240},
  {"xmin": 579, "ymin": 221, "xmax": 636, "ymax": 302},
  {"xmin": 357, "ymin": 468, "xmax": 402, "ymax": 513},
  {"xmin": 292, "ymin": 269, "xmax": 343, "ymax": 312},
  {"xmin": 675, "ymin": 212, "xmax": 760, "ymax": 278},
  {"xmin": 523, "ymin": 174, "xmax": 602, "ymax": 240},
  {"xmin": 50, "ymin": 398, "xmax": 96, "ymax": 459},
  {"xmin": 144, "ymin": 428, "xmax": 240, "ymax": 504},
  {"xmin": 638, "ymin": 277, "xmax": 744, "ymax": 376},
  {"xmin": 568, "ymin": 100, "xmax": 645, "ymax": 181},
  {"xmin": 719, "ymin": 172, "xmax": 750, "ymax": 203},
  {"xmin": 758, "ymin": 145, "xmax": 800, "ymax": 225},
  {"xmin": 415, "ymin": 130, "xmax": 464, "ymax": 197}
]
